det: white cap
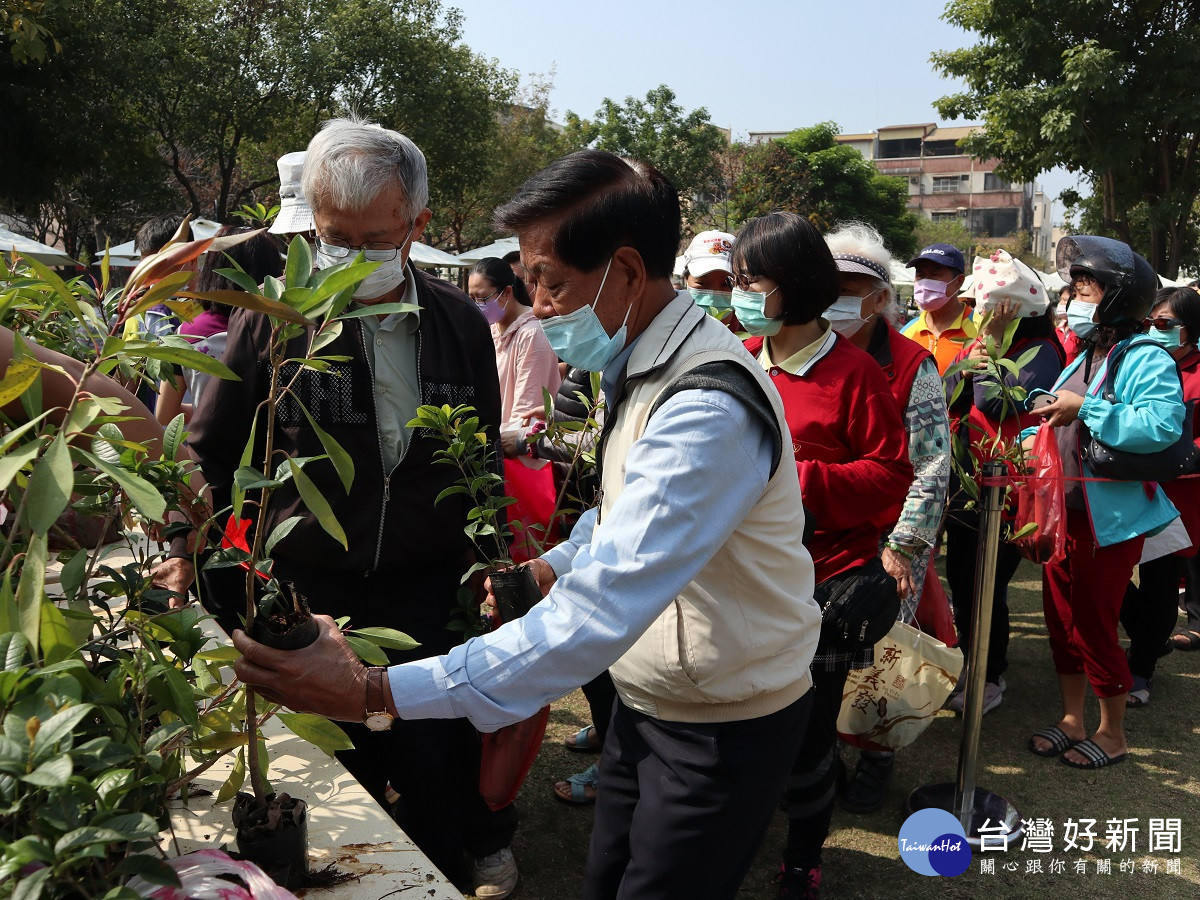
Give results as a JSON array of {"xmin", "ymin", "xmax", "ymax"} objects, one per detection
[
  {"xmin": 682, "ymin": 230, "xmax": 734, "ymax": 278},
  {"xmin": 269, "ymin": 151, "xmax": 315, "ymax": 235}
]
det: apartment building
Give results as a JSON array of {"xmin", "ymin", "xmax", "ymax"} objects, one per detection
[{"xmin": 748, "ymin": 123, "xmax": 1054, "ymax": 260}]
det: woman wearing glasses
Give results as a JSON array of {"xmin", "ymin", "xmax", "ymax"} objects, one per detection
[
  {"xmin": 468, "ymin": 257, "xmax": 561, "ymax": 456},
  {"xmin": 730, "ymin": 212, "xmax": 913, "ymax": 896},
  {"xmin": 1024, "ymin": 236, "xmax": 1184, "ymax": 770},
  {"xmin": 1120, "ymin": 287, "xmax": 1200, "ymax": 698}
]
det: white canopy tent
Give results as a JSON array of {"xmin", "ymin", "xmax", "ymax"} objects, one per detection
[
  {"xmin": 456, "ymin": 236, "xmax": 520, "ymax": 264},
  {"xmin": 889, "ymin": 261, "xmax": 915, "ymax": 285},
  {"xmin": 0, "ymin": 227, "xmax": 77, "ymax": 266},
  {"xmin": 102, "ymin": 232, "xmax": 469, "ymax": 271},
  {"xmin": 409, "ymin": 242, "xmax": 473, "ymax": 269}
]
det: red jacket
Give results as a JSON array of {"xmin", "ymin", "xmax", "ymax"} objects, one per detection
[
  {"xmin": 745, "ymin": 333, "xmax": 913, "ymax": 583},
  {"xmin": 1164, "ymin": 347, "xmax": 1200, "ymax": 556}
]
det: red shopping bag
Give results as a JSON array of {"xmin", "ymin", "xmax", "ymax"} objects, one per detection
[
  {"xmin": 479, "ymin": 705, "xmax": 551, "ymax": 811},
  {"xmin": 1012, "ymin": 424, "xmax": 1067, "ymax": 565},
  {"xmin": 914, "ymin": 565, "xmax": 958, "ymax": 647},
  {"xmin": 504, "ymin": 456, "xmax": 558, "ymax": 563}
]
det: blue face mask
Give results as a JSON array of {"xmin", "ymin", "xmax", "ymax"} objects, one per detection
[
  {"xmin": 1066, "ymin": 303, "xmax": 1097, "ymax": 339},
  {"xmin": 689, "ymin": 288, "xmax": 732, "ymax": 315},
  {"xmin": 731, "ymin": 286, "xmax": 782, "ymax": 336},
  {"xmin": 540, "ymin": 258, "xmax": 631, "ymax": 371},
  {"xmin": 1149, "ymin": 325, "xmax": 1182, "ymax": 350}
]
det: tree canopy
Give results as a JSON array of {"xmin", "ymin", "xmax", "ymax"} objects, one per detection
[
  {"xmin": 0, "ymin": 0, "xmax": 533, "ymax": 259},
  {"xmin": 933, "ymin": 0, "xmax": 1200, "ymax": 277},
  {"xmin": 733, "ymin": 123, "xmax": 919, "ymax": 258},
  {"xmin": 565, "ymin": 85, "xmax": 727, "ymax": 223}
]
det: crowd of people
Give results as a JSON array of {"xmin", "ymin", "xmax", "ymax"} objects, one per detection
[{"xmin": 90, "ymin": 117, "xmax": 1197, "ymax": 899}]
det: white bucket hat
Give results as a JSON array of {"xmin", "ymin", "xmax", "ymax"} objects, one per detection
[
  {"xmin": 682, "ymin": 230, "xmax": 734, "ymax": 278},
  {"xmin": 269, "ymin": 151, "xmax": 315, "ymax": 235},
  {"xmin": 971, "ymin": 250, "xmax": 1050, "ymax": 318}
]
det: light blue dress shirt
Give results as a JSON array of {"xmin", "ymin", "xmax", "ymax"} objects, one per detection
[
  {"xmin": 387, "ymin": 336, "xmax": 777, "ymax": 731},
  {"xmin": 359, "ymin": 275, "xmax": 422, "ymax": 472}
]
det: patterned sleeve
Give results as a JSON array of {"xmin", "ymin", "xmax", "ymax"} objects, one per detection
[{"xmin": 888, "ymin": 356, "xmax": 951, "ymax": 549}]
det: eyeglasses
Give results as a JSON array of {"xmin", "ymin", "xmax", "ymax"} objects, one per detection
[
  {"xmin": 732, "ymin": 273, "xmax": 762, "ymax": 291},
  {"xmin": 1070, "ymin": 273, "xmax": 1099, "ymax": 288},
  {"xmin": 471, "ymin": 290, "xmax": 501, "ymax": 305},
  {"xmin": 1144, "ymin": 316, "xmax": 1183, "ymax": 330},
  {"xmin": 315, "ymin": 222, "xmax": 415, "ymax": 262}
]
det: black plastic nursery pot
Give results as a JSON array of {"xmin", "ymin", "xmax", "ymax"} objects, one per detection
[
  {"xmin": 233, "ymin": 792, "xmax": 309, "ymax": 888},
  {"xmin": 489, "ymin": 565, "xmax": 542, "ymax": 624},
  {"xmin": 251, "ymin": 613, "xmax": 319, "ymax": 651}
]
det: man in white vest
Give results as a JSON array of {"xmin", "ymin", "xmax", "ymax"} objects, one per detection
[{"xmin": 235, "ymin": 150, "xmax": 821, "ymax": 899}]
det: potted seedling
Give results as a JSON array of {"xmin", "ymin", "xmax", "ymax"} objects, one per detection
[{"xmin": 182, "ymin": 232, "xmax": 419, "ymax": 886}]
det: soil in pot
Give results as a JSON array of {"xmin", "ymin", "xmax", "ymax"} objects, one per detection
[
  {"xmin": 489, "ymin": 565, "xmax": 542, "ymax": 624},
  {"xmin": 250, "ymin": 582, "xmax": 319, "ymax": 650},
  {"xmin": 233, "ymin": 791, "xmax": 308, "ymax": 888}
]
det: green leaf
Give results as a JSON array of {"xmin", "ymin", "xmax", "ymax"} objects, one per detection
[
  {"xmin": 93, "ymin": 816, "xmax": 159, "ymax": 844},
  {"xmin": 24, "ymin": 434, "xmax": 73, "ymax": 535},
  {"xmin": 195, "ymin": 645, "xmax": 242, "ymax": 663},
  {"xmin": 277, "ymin": 712, "xmax": 355, "ymax": 755},
  {"xmin": 32, "ymin": 703, "xmax": 94, "ymax": 758},
  {"xmin": 298, "ymin": 260, "xmax": 380, "ymax": 312},
  {"xmin": 215, "ymin": 748, "xmax": 246, "ymax": 803},
  {"xmin": 233, "ymin": 465, "xmax": 282, "ymax": 493},
  {"xmin": 344, "ymin": 634, "xmax": 389, "ymax": 665},
  {"xmin": 75, "ymin": 450, "xmax": 166, "ymax": 522},
  {"xmin": 0, "ymin": 442, "xmax": 42, "ymax": 494},
  {"xmin": 233, "ymin": 412, "xmax": 259, "ymax": 519},
  {"xmin": 180, "ymin": 289, "xmax": 310, "ymax": 325},
  {"xmin": 22, "ymin": 755, "xmax": 72, "ymax": 787},
  {"xmin": 162, "ymin": 666, "xmax": 198, "ymax": 726},
  {"xmin": 163, "ymin": 414, "xmax": 186, "ymax": 461},
  {"xmin": 287, "ymin": 458, "xmax": 347, "ymax": 549},
  {"xmin": 349, "ymin": 626, "xmax": 420, "ymax": 651},
  {"xmin": 54, "ymin": 825, "xmax": 128, "ymax": 854},
  {"xmin": 58, "ymin": 550, "xmax": 89, "ymax": 600},
  {"xmin": 38, "ymin": 599, "xmax": 74, "ymax": 665},
  {"xmin": 11, "ymin": 862, "xmax": 50, "ymax": 900},
  {"xmin": 311, "ymin": 321, "xmax": 343, "ymax": 354},
  {"xmin": 264, "ymin": 515, "xmax": 304, "ymax": 558},
  {"xmin": 295, "ymin": 402, "xmax": 354, "ymax": 493},
  {"xmin": 123, "ymin": 340, "xmax": 239, "ymax": 381},
  {"xmin": 16, "ymin": 533, "xmax": 47, "ymax": 652},
  {"xmin": 191, "ymin": 731, "xmax": 247, "ymax": 751},
  {"xmin": 114, "ymin": 854, "xmax": 182, "ymax": 888},
  {"xmin": 124, "ymin": 270, "xmax": 194, "ymax": 320},
  {"xmin": 335, "ymin": 301, "xmax": 422, "ymax": 320},
  {"xmin": 284, "ymin": 234, "xmax": 313, "ymax": 290},
  {"xmin": 213, "ymin": 267, "xmax": 260, "ymax": 294},
  {"xmin": 0, "ymin": 357, "xmax": 40, "ymax": 407},
  {"xmin": 1010, "ymin": 522, "xmax": 1039, "ymax": 540},
  {"xmin": 18, "ymin": 255, "xmax": 85, "ymax": 320}
]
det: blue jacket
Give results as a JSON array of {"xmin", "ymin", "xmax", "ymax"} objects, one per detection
[{"xmin": 1022, "ymin": 336, "xmax": 1183, "ymax": 547}]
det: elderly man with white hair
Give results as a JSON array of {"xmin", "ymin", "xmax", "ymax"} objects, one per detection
[
  {"xmin": 823, "ymin": 222, "xmax": 952, "ymax": 815},
  {"xmin": 179, "ymin": 119, "xmax": 517, "ymax": 897}
]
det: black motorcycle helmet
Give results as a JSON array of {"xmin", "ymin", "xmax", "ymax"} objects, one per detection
[{"xmin": 1056, "ymin": 235, "xmax": 1157, "ymax": 333}]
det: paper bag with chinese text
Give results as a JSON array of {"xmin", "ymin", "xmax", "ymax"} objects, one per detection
[{"xmin": 836, "ymin": 621, "xmax": 963, "ymax": 752}]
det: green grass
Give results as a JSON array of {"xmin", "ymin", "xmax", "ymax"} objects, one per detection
[{"xmin": 483, "ymin": 560, "xmax": 1200, "ymax": 898}]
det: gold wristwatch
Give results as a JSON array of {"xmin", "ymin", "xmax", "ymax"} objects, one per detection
[{"xmin": 363, "ymin": 666, "xmax": 394, "ymax": 732}]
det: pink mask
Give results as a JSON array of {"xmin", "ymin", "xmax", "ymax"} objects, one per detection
[
  {"xmin": 476, "ymin": 292, "xmax": 505, "ymax": 324},
  {"xmin": 914, "ymin": 278, "xmax": 953, "ymax": 312}
]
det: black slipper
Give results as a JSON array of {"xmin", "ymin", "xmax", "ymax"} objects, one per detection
[
  {"xmin": 1060, "ymin": 739, "xmax": 1127, "ymax": 770},
  {"xmin": 1170, "ymin": 630, "xmax": 1200, "ymax": 652},
  {"xmin": 1028, "ymin": 726, "xmax": 1080, "ymax": 758}
]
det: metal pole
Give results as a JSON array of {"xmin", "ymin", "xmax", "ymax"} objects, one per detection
[{"xmin": 954, "ymin": 460, "xmax": 1007, "ymax": 832}]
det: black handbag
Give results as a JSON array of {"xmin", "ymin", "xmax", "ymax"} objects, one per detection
[
  {"xmin": 1080, "ymin": 339, "xmax": 1199, "ymax": 482},
  {"xmin": 815, "ymin": 556, "xmax": 900, "ymax": 652}
]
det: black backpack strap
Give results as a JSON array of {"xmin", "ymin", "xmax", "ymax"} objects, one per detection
[
  {"xmin": 648, "ymin": 360, "xmax": 784, "ymax": 478},
  {"xmin": 1103, "ymin": 338, "xmax": 1178, "ymax": 402}
]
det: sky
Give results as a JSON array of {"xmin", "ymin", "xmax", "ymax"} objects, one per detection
[{"xmin": 450, "ymin": 0, "xmax": 1084, "ymax": 221}]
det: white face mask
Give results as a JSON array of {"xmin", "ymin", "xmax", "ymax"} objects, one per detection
[
  {"xmin": 315, "ymin": 222, "xmax": 415, "ymax": 300},
  {"xmin": 825, "ymin": 291, "xmax": 878, "ymax": 337}
]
